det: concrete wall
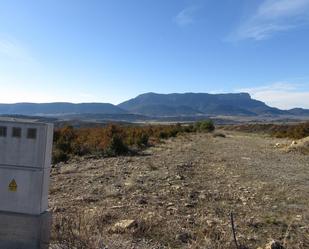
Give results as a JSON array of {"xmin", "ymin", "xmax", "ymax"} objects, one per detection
[{"xmin": 0, "ymin": 211, "xmax": 51, "ymax": 249}]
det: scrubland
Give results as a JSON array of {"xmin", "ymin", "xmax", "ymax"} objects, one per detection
[
  {"xmin": 222, "ymin": 122, "xmax": 309, "ymax": 140},
  {"xmin": 49, "ymin": 123, "xmax": 309, "ymax": 249}
]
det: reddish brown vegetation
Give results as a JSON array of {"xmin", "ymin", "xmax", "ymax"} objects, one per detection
[
  {"xmin": 223, "ymin": 122, "xmax": 309, "ymax": 139},
  {"xmin": 52, "ymin": 121, "xmax": 215, "ymax": 164}
]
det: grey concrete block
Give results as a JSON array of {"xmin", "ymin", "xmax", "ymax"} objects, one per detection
[
  {"xmin": 0, "ymin": 167, "xmax": 51, "ymax": 215},
  {"xmin": 0, "ymin": 211, "xmax": 52, "ymax": 249},
  {"xmin": 0, "ymin": 119, "xmax": 53, "ymax": 169},
  {"xmin": 0, "ymin": 119, "xmax": 53, "ymax": 215}
]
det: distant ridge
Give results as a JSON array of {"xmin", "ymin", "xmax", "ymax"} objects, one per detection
[
  {"xmin": 0, "ymin": 102, "xmax": 127, "ymax": 115},
  {"xmin": 118, "ymin": 92, "xmax": 287, "ymax": 116},
  {"xmin": 0, "ymin": 93, "xmax": 308, "ymax": 118}
]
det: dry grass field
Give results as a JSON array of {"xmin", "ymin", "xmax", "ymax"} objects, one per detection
[{"xmin": 49, "ymin": 130, "xmax": 309, "ymax": 249}]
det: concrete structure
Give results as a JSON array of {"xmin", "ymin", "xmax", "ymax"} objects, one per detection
[
  {"xmin": 0, "ymin": 118, "xmax": 53, "ymax": 215},
  {"xmin": 0, "ymin": 211, "xmax": 51, "ymax": 249}
]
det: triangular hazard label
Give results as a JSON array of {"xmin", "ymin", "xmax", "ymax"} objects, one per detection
[{"xmin": 8, "ymin": 179, "xmax": 17, "ymax": 192}]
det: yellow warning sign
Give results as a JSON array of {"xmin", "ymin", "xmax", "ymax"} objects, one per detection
[{"xmin": 8, "ymin": 179, "xmax": 17, "ymax": 192}]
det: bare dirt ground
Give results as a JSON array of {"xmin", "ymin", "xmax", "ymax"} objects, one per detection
[{"xmin": 49, "ymin": 131, "xmax": 309, "ymax": 249}]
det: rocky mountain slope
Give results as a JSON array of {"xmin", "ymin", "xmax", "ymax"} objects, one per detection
[
  {"xmin": 1, "ymin": 92, "xmax": 308, "ymax": 118},
  {"xmin": 118, "ymin": 92, "xmax": 287, "ymax": 116}
]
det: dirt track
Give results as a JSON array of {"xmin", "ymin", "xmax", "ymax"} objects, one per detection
[{"xmin": 49, "ymin": 131, "xmax": 309, "ymax": 249}]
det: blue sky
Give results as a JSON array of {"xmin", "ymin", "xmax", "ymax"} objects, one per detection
[{"xmin": 0, "ymin": 0, "xmax": 309, "ymax": 109}]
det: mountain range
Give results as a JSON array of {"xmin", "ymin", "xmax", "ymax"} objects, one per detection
[
  {"xmin": 0, "ymin": 92, "xmax": 308, "ymax": 118},
  {"xmin": 0, "ymin": 102, "xmax": 126, "ymax": 115},
  {"xmin": 119, "ymin": 92, "xmax": 286, "ymax": 116}
]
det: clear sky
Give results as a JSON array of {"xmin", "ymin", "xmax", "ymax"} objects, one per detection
[{"xmin": 0, "ymin": 0, "xmax": 309, "ymax": 109}]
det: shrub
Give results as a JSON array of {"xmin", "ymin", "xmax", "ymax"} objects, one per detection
[
  {"xmin": 213, "ymin": 132, "xmax": 226, "ymax": 138},
  {"xmin": 168, "ymin": 128, "xmax": 179, "ymax": 137},
  {"xmin": 159, "ymin": 131, "xmax": 168, "ymax": 139},
  {"xmin": 105, "ymin": 135, "xmax": 129, "ymax": 156},
  {"xmin": 223, "ymin": 122, "xmax": 309, "ymax": 139},
  {"xmin": 53, "ymin": 126, "xmax": 76, "ymax": 154},
  {"xmin": 195, "ymin": 120, "xmax": 215, "ymax": 132},
  {"xmin": 136, "ymin": 133, "xmax": 149, "ymax": 147},
  {"xmin": 52, "ymin": 149, "xmax": 70, "ymax": 164},
  {"xmin": 183, "ymin": 124, "xmax": 196, "ymax": 133},
  {"xmin": 51, "ymin": 122, "xmax": 216, "ymax": 164}
]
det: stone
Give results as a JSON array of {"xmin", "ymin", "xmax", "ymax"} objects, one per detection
[
  {"xmin": 166, "ymin": 202, "xmax": 174, "ymax": 207},
  {"xmin": 175, "ymin": 174, "xmax": 184, "ymax": 180},
  {"xmin": 111, "ymin": 219, "xmax": 136, "ymax": 233},
  {"xmin": 137, "ymin": 197, "xmax": 148, "ymax": 205},
  {"xmin": 265, "ymin": 240, "xmax": 285, "ymax": 249},
  {"xmin": 185, "ymin": 203, "xmax": 196, "ymax": 208},
  {"xmin": 175, "ymin": 232, "xmax": 192, "ymax": 243}
]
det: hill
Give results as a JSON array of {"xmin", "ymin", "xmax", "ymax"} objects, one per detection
[
  {"xmin": 288, "ymin": 108, "xmax": 309, "ymax": 116},
  {"xmin": 0, "ymin": 102, "xmax": 127, "ymax": 115},
  {"xmin": 0, "ymin": 92, "xmax": 308, "ymax": 120},
  {"xmin": 118, "ymin": 92, "xmax": 286, "ymax": 116}
]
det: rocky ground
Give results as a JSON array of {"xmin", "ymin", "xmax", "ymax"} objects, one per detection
[{"xmin": 49, "ymin": 130, "xmax": 309, "ymax": 249}]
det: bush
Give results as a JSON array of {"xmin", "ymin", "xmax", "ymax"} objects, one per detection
[
  {"xmin": 168, "ymin": 128, "xmax": 179, "ymax": 137},
  {"xmin": 195, "ymin": 120, "xmax": 215, "ymax": 132},
  {"xmin": 223, "ymin": 122, "xmax": 309, "ymax": 139},
  {"xmin": 136, "ymin": 133, "xmax": 149, "ymax": 148},
  {"xmin": 52, "ymin": 149, "xmax": 70, "ymax": 164},
  {"xmin": 159, "ymin": 131, "xmax": 169, "ymax": 139},
  {"xmin": 53, "ymin": 126, "xmax": 76, "ymax": 154},
  {"xmin": 52, "ymin": 122, "xmax": 217, "ymax": 164},
  {"xmin": 213, "ymin": 132, "xmax": 226, "ymax": 138},
  {"xmin": 183, "ymin": 124, "xmax": 196, "ymax": 133},
  {"xmin": 105, "ymin": 135, "xmax": 129, "ymax": 156}
]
